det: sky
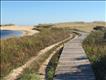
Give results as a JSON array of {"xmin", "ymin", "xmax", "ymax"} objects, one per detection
[{"xmin": 1, "ymin": 1, "xmax": 106, "ymax": 25}]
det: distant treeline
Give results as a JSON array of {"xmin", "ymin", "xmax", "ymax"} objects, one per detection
[
  {"xmin": 33, "ymin": 21, "xmax": 106, "ymax": 29},
  {"xmin": 0, "ymin": 24, "xmax": 15, "ymax": 26},
  {"xmin": 34, "ymin": 24, "xmax": 53, "ymax": 28},
  {"xmin": 55, "ymin": 21, "xmax": 106, "ymax": 24},
  {"xmin": 0, "ymin": 21, "xmax": 106, "ymax": 27}
]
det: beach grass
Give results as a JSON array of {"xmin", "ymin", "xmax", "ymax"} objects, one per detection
[
  {"xmin": 17, "ymin": 44, "xmax": 62, "ymax": 80},
  {"xmin": 0, "ymin": 27, "xmax": 70, "ymax": 78},
  {"xmin": 83, "ymin": 30, "xmax": 106, "ymax": 80},
  {"xmin": 46, "ymin": 47, "xmax": 63, "ymax": 80}
]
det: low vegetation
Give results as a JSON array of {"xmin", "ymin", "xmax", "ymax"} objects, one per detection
[
  {"xmin": 0, "ymin": 24, "xmax": 15, "ymax": 26},
  {"xmin": 1, "ymin": 22, "xmax": 105, "ymax": 79},
  {"xmin": 17, "ymin": 44, "xmax": 62, "ymax": 80},
  {"xmin": 53, "ymin": 22, "xmax": 106, "ymax": 32},
  {"xmin": 83, "ymin": 30, "xmax": 106, "ymax": 80},
  {"xmin": 46, "ymin": 47, "xmax": 63, "ymax": 80},
  {"xmin": 0, "ymin": 27, "xmax": 70, "ymax": 78},
  {"xmin": 34, "ymin": 24, "xmax": 53, "ymax": 29}
]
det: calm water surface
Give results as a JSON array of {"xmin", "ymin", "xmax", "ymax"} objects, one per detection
[{"xmin": 0, "ymin": 30, "xmax": 23, "ymax": 40}]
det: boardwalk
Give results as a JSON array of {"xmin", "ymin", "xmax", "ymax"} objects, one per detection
[{"xmin": 54, "ymin": 32, "xmax": 95, "ymax": 80}]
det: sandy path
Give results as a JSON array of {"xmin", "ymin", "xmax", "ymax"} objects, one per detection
[{"xmin": 0, "ymin": 26, "xmax": 39, "ymax": 36}]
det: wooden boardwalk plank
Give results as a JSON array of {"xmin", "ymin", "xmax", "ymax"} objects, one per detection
[{"xmin": 54, "ymin": 32, "xmax": 95, "ymax": 80}]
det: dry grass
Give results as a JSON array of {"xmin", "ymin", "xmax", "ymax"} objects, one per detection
[
  {"xmin": 83, "ymin": 30, "xmax": 106, "ymax": 80},
  {"xmin": 53, "ymin": 22, "xmax": 106, "ymax": 32},
  {"xmin": 0, "ymin": 28, "xmax": 70, "ymax": 78}
]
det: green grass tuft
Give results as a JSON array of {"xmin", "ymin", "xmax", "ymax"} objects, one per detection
[{"xmin": 83, "ymin": 30, "xmax": 106, "ymax": 80}]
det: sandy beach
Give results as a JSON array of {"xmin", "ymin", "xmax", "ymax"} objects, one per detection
[{"xmin": 0, "ymin": 26, "xmax": 39, "ymax": 36}]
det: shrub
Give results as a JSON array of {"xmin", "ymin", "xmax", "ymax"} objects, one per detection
[
  {"xmin": 83, "ymin": 30, "xmax": 106, "ymax": 80},
  {"xmin": 104, "ymin": 32, "xmax": 106, "ymax": 39},
  {"xmin": 33, "ymin": 24, "xmax": 53, "ymax": 31},
  {"xmin": 93, "ymin": 26, "xmax": 106, "ymax": 30},
  {"xmin": 1, "ymin": 24, "xmax": 15, "ymax": 26}
]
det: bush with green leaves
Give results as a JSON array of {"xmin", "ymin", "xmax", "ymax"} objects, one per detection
[{"xmin": 83, "ymin": 30, "xmax": 106, "ymax": 80}]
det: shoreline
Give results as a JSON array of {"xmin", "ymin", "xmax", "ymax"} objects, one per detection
[{"xmin": 0, "ymin": 26, "xmax": 39, "ymax": 36}]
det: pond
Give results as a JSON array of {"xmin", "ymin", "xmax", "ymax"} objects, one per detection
[{"xmin": 0, "ymin": 30, "xmax": 23, "ymax": 40}]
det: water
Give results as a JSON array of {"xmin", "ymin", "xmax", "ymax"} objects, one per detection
[{"xmin": 0, "ymin": 30, "xmax": 23, "ymax": 39}]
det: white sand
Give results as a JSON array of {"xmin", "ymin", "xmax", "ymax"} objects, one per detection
[{"xmin": 0, "ymin": 26, "xmax": 39, "ymax": 36}]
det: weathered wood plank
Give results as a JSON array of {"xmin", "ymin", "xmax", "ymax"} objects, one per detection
[{"xmin": 54, "ymin": 32, "xmax": 95, "ymax": 80}]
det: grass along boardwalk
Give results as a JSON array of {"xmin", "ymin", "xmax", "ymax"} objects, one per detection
[{"xmin": 54, "ymin": 32, "xmax": 95, "ymax": 80}]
